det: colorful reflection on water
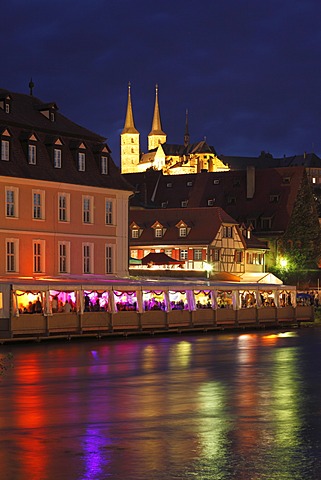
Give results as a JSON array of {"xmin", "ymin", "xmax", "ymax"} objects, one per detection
[{"xmin": 0, "ymin": 329, "xmax": 321, "ymax": 479}]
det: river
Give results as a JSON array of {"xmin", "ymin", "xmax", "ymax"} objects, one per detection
[{"xmin": 0, "ymin": 328, "xmax": 321, "ymax": 480}]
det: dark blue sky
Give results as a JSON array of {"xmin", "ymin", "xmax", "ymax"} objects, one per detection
[{"xmin": 3, "ymin": 0, "xmax": 321, "ymax": 165}]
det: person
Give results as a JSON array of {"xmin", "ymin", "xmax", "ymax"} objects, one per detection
[
  {"xmin": 63, "ymin": 300, "xmax": 72, "ymax": 313},
  {"xmin": 35, "ymin": 297, "xmax": 42, "ymax": 313},
  {"xmin": 52, "ymin": 295, "xmax": 58, "ymax": 313}
]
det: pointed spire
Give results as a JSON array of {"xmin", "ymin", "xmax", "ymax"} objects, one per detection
[
  {"xmin": 184, "ymin": 109, "xmax": 190, "ymax": 147},
  {"xmin": 122, "ymin": 82, "xmax": 139, "ymax": 134},
  {"xmin": 149, "ymin": 84, "xmax": 165, "ymax": 136}
]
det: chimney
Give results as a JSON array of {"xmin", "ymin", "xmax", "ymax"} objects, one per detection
[{"xmin": 247, "ymin": 166, "xmax": 255, "ymax": 199}]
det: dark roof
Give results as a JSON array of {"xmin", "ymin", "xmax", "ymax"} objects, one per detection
[
  {"xmin": 219, "ymin": 151, "xmax": 321, "ymax": 170},
  {"xmin": 141, "ymin": 252, "xmax": 184, "ymax": 265},
  {"xmin": 0, "ymin": 88, "xmax": 133, "ymax": 192},
  {"xmin": 125, "ymin": 166, "xmax": 306, "ymax": 235}
]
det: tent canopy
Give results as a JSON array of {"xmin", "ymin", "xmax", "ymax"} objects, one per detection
[{"xmin": 141, "ymin": 252, "xmax": 184, "ymax": 265}]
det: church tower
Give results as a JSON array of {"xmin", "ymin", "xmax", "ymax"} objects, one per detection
[
  {"xmin": 148, "ymin": 84, "xmax": 167, "ymax": 151},
  {"xmin": 121, "ymin": 82, "xmax": 140, "ymax": 174}
]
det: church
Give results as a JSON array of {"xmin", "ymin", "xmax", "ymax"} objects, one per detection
[{"xmin": 120, "ymin": 84, "xmax": 230, "ymax": 175}]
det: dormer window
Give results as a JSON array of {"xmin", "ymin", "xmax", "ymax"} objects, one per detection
[
  {"xmin": 179, "ymin": 227, "xmax": 187, "ymax": 237},
  {"xmin": 161, "ymin": 202, "xmax": 168, "ymax": 208},
  {"xmin": 54, "ymin": 148, "xmax": 62, "ymax": 168},
  {"xmin": 37, "ymin": 102, "xmax": 58, "ymax": 122},
  {"xmin": 207, "ymin": 199, "xmax": 215, "ymax": 206},
  {"xmin": 1, "ymin": 129, "xmax": 11, "ymax": 161},
  {"xmin": 101, "ymin": 156, "xmax": 108, "ymax": 175},
  {"xmin": 28, "ymin": 144, "xmax": 37, "ymax": 165},
  {"xmin": 282, "ymin": 176, "xmax": 291, "ymax": 184},
  {"xmin": 0, "ymin": 95, "xmax": 12, "ymax": 114},
  {"xmin": 187, "ymin": 181, "xmax": 193, "ymax": 187},
  {"xmin": 78, "ymin": 152, "xmax": 86, "ymax": 171},
  {"xmin": 269, "ymin": 194, "xmax": 279, "ymax": 203},
  {"xmin": 155, "ymin": 228, "xmax": 163, "ymax": 238},
  {"xmin": 213, "ymin": 179, "xmax": 220, "ymax": 185},
  {"xmin": 166, "ymin": 183, "xmax": 172, "ymax": 188},
  {"xmin": 132, "ymin": 229, "xmax": 139, "ymax": 238},
  {"xmin": 181, "ymin": 200, "xmax": 188, "ymax": 207},
  {"xmin": 261, "ymin": 217, "xmax": 272, "ymax": 230}
]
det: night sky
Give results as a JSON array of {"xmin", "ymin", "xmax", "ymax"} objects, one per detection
[{"xmin": 3, "ymin": 0, "xmax": 321, "ymax": 166}]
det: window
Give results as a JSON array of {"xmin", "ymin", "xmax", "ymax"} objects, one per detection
[
  {"xmin": 58, "ymin": 241, "xmax": 70, "ymax": 274},
  {"xmin": 180, "ymin": 249, "xmax": 188, "ymax": 260},
  {"xmin": 132, "ymin": 229, "xmax": 139, "ymax": 238},
  {"xmin": 105, "ymin": 245, "xmax": 113, "ymax": 273},
  {"xmin": 5, "ymin": 187, "xmax": 18, "ymax": 217},
  {"xmin": 247, "ymin": 252, "xmax": 263, "ymax": 265},
  {"xmin": 155, "ymin": 228, "xmax": 162, "ymax": 238},
  {"xmin": 28, "ymin": 144, "xmax": 37, "ymax": 165},
  {"xmin": 33, "ymin": 190, "xmax": 44, "ymax": 219},
  {"xmin": 5, "ymin": 104, "xmax": 10, "ymax": 114},
  {"xmin": 83, "ymin": 243, "xmax": 93, "ymax": 274},
  {"xmin": 58, "ymin": 193, "xmax": 70, "ymax": 222},
  {"xmin": 6, "ymin": 239, "xmax": 18, "ymax": 272},
  {"xmin": 166, "ymin": 183, "xmax": 172, "ymax": 188},
  {"xmin": 261, "ymin": 218, "xmax": 272, "ymax": 230},
  {"xmin": 165, "ymin": 249, "xmax": 172, "ymax": 257},
  {"xmin": 235, "ymin": 250, "xmax": 243, "ymax": 263},
  {"xmin": 33, "ymin": 240, "xmax": 45, "ymax": 273},
  {"xmin": 54, "ymin": 148, "xmax": 62, "ymax": 168},
  {"xmin": 161, "ymin": 202, "xmax": 168, "ymax": 208},
  {"xmin": 213, "ymin": 179, "xmax": 220, "ymax": 185},
  {"xmin": 212, "ymin": 249, "xmax": 220, "ymax": 262},
  {"xmin": 269, "ymin": 194, "xmax": 279, "ymax": 203},
  {"xmin": 223, "ymin": 226, "xmax": 233, "ymax": 238},
  {"xmin": 207, "ymin": 199, "xmax": 215, "ymax": 206},
  {"xmin": 78, "ymin": 152, "xmax": 86, "ymax": 171},
  {"xmin": 227, "ymin": 196, "xmax": 236, "ymax": 205},
  {"xmin": 105, "ymin": 200, "xmax": 113, "ymax": 225},
  {"xmin": 179, "ymin": 227, "xmax": 187, "ymax": 237},
  {"xmin": 101, "ymin": 156, "xmax": 108, "ymax": 174},
  {"xmin": 1, "ymin": 139, "xmax": 9, "ymax": 161},
  {"xmin": 181, "ymin": 200, "xmax": 188, "ymax": 207},
  {"xmin": 194, "ymin": 249, "xmax": 203, "ymax": 261},
  {"xmin": 83, "ymin": 196, "xmax": 93, "ymax": 224},
  {"xmin": 187, "ymin": 181, "xmax": 193, "ymax": 187}
]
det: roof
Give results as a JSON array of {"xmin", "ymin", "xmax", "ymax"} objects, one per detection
[
  {"xmin": 129, "ymin": 206, "xmax": 241, "ymax": 246},
  {"xmin": 219, "ymin": 151, "xmax": 321, "ymax": 170},
  {"xmin": 0, "ymin": 88, "xmax": 133, "ymax": 192},
  {"xmin": 125, "ymin": 166, "xmax": 306, "ymax": 234}
]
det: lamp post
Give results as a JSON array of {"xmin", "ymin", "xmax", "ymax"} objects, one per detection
[{"xmin": 204, "ymin": 262, "xmax": 212, "ymax": 279}]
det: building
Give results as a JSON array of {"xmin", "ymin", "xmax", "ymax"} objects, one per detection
[
  {"xmin": 125, "ymin": 165, "xmax": 321, "ymax": 271},
  {"xmin": 120, "ymin": 84, "xmax": 229, "ymax": 175},
  {"xmin": 0, "ymin": 88, "xmax": 133, "ymax": 279},
  {"xmin": 129, "ymin": 207, "xmax": 268, "ymax": 277}
]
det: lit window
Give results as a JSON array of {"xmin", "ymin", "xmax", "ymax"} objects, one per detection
[
  {"xmin": 105, "ymin": 200, "xmax": 113, "ymax": 225},
  {"xmin": 194, "ymin": 249, "xmax": 202, "ymax": 261},
  {"xmin": 105, "ymin": 245, "xmax": 113, "ymax": 273},
  {"xmin": 155, "ymin": 228, "xmax": 162, "ymax": 238},
  {"xmin": 33, "ymin": 240, "xmax": 45, "ymax": 273},
  {"xmin": 6, "ymin": 239, "xmax": 18, "ymax": 272},
  {"xmin": 54, "ymin": 148, "xmax": 62, "ymax": 168},
  {"xmin": 33, "ymin": 190, "xmax": 44, "ymax": 220},
  {"xmin": 78, "ymin": 152, "xmax": 86, "ymax": 171},
  {"xmin": 101, "ymin": 156, "xmax": 108, "ymax": 174},
  {"xmin": 132, "ymin": 229, "xmax": 139, "ymax": 238},
  {"xmin": 5, "ymin": 187, "xmax": 18, "ymax": 217},
  {"xmin": 58, "ymin": 241, "xmax": 70, "ymax": 274},
  {"xmin": 83, "ymin": 243, "xmax": 93, "ymax": 274},
  {"xmin": 58, "ymin": 193, "xmax": 70, "ymax": 222},
  {"xmin": 83, "ymin": 196, "xmax": 93, "ymax": 224},
  {"xmin": 28, "ymin": 144, "xmax": 37, "ymax": 165},
  {"xmin": 180, "ymin": 249, "xmax": 188, "ymax": 260},
  {"xmin": 1, "ymin": 139, "xmax": 9, "ymax": 161},
  {"xmin": 179, "ymin": 227, "xmax": 187, "ymax": 237}
]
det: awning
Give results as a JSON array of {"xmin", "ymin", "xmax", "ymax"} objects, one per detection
[{"xmin": 141, "ymin": 252, "xmax": 184, "ymax": 265}]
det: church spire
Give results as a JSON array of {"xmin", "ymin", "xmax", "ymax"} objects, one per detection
[
  {"xmin": 122, "ymin": 82, "xmax": 138, "ymax": 134},
  {"xmin": 184, "ymin": 109, "xmax": 190, "ymax": 147},
  {"xmin": 148, "ymin": 84, "xmax": 166, "ymax": 150}
]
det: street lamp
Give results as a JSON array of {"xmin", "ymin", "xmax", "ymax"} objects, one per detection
[{"xmin": 204, "ymin": 262, "xmax": 212, "ymax": 279}]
